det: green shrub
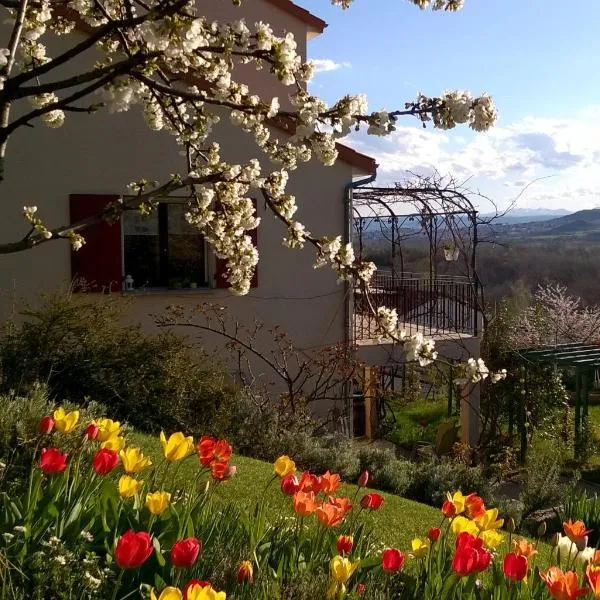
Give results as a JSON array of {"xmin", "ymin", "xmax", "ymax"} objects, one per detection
[
  {"xmin": 0, "ymin": 293, "xmax": 236, "ymax": 434},
  {"xmin": 556, "ymin": 490, "xmax": 600, "ymax": 547}
]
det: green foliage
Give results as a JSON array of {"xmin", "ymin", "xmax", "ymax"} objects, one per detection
[
  {"xmin": 0, "ymin": 293, "xmax": 236, "ymax": 434},
  {"xmin": 557, "ymin": 490, "xmax": 600, "ymax": 547}
]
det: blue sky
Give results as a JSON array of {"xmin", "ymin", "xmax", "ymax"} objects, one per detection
[{"xmin": 300, "ymin": 0, "xmax": 600, "ymax": 212}]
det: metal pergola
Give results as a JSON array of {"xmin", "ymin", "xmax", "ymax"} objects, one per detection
[{"xmin": 520, "ymin": 343, "xmax": 600, "ymax": 456}]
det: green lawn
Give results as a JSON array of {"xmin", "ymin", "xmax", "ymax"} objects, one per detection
[
  {"xmin": 129, "ymin": 431, "xmax": 442, "ymax": 549},
  {"xmin": 385, "ymin": 398, "xmax": 455, "ymax": 450}
]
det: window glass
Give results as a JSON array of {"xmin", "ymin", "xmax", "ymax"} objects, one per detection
[{"xmin": 123, "ymin": 211, "xmax": 160, "ymax": 287}]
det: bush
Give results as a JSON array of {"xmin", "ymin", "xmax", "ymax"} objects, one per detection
[{"xmin": 0, "ymin": 293, "xmax": 237, "ymax": 434}]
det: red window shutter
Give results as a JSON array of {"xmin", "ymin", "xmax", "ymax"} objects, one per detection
[
  {"xmin": 69, "ymin": 194, "xmax": 122, "ymax": 292},
  {"xmin": 214, "ymin": 198, "xmax": 258, "ymax": 289}
]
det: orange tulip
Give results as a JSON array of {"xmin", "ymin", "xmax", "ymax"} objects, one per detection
[
  {"xmin": 292, "ymin": 491, "xmax": 316, "ymax": 517},
  {"xmin": 540, "ymin": 566, "xmax": 588, "ymax": 600},
  {"xmin": 465, "ymin": 494, "xmax": 486, "ymax": 519},
  {"xmin": 587, "ymin": 565, "xmax": 600, "ymax": 599},
  {"xmin": 315, "ymin": 502, "xmax": 345, "ymax": 528},
  {"xmin": 298, "ymin": 471, "xmax": 321, "ymax": 493},
  {"xmin": 329, "ymin": 496, "xmax": 353, "ymax": 514},
  {"xmin": 513, "ymin": 538, "xmax": 538, "ymax": 559},
  {"xmin": 563, "ymin": 519, "xmax": 592, "ymax": 544},
  {"xmin": 320, "ymin": 471, "xmax": 342, "ymax": 495},
  {"xmin": 591, "ymin": 550, "xmax": 600, "ymax": 566}
]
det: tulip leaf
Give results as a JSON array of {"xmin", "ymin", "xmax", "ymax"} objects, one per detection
[{"xmin": 153, "ymin": 537, "xmax": 166, "ymax": 567}]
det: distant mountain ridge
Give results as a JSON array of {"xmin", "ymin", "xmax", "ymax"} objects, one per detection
[{"xmin": 481, "ymin": 207, "xmax": 572, "ymax": 225}]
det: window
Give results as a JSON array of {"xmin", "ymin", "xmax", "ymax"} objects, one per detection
[{"xmin": 123, "ymin": 202, "xmax": 207, "ymax": 289}]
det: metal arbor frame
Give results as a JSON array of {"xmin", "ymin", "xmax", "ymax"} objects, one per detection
[
  {"xmin": 352, "ymin": 184, "xmax": 481, "ymax": 340},
  {"xmin": 520, "ymin": 343, "xmax": 600, "ymax": 458}
]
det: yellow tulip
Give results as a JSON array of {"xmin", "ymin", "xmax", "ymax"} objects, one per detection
[
  {"xmin": 480, "ymin": 529, "xmax": 504, "ymax": 550},
  {"xmin": 451, "ymin": 516, "xmax": 479, "ymax": 537},
  {"xmin": 410, "ymin": 537, "xmax": 431, "ymax": 559},
  {"xmin": 446, "ymin": 490, "xmax": 468, "ymax": 515},
  {"xmin": 475, "ymin": 508, "xmax": 504, "ymax": 532},
  {"xmin": 185, "ymin": 584, "xmax": 226, "ymax": 600},
  {"xmin": 146, "ymin": 491, "xmax": 171, "ymax": 515},
  {"xmin": 118, "ymin": 475, "xmax": 142, "ymax": 499},
  {"xmin": 328, "ymin": 555, "xmax": 359, "ymax": 600},
  {"xmin": 159, "ymin": 431, "xmax": 194, "ymax": 462},
  {"xmin": 119, "ymin": 447, "xmax": 152, "ymax": 474},
  {"xmin": 150, "ymin": 587, "xmax": 183, "ymax": 600},
  {"xmin": 273, "ymin": 455, "xmax": 296, "ymax": 478},
  {"xmin": 94, "ymin": 418, "xmax": 121, "ymax": 442},
  {"xmin": 53, "ymin": 407, "xmax": 80, "ymax": 434},
  {"xmin": 101, "ymin": 435, "xmax": 126, "ymax": 452}
]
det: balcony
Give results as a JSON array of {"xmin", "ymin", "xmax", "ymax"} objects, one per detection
[{"xmin": 353, "ymin": 271, "xmax": 478, "ymax": 345}]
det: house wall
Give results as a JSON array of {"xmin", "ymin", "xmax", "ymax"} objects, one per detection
[{"xmin": 0, "ymin": 1, "xmax": 353, "ymax": 415}]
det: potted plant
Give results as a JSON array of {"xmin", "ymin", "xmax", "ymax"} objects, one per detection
[{"xmin": 443, "ymin": 242, "xmax": 460, "ymax": 261}]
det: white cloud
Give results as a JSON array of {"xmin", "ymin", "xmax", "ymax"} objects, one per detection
[
  {"xmin": 311, "ymin": 58, "xmax": 351, "ymax": 74},
  {"xmin": 346, "ymin": 106, "xmax": 600, "ymax": 211}
]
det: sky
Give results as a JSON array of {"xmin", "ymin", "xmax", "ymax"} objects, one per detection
[{"xmin": 300, "ymin": 0, "xmax": 600, "ymax": 212}]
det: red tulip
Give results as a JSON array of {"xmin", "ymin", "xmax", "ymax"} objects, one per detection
[
  {"xmin": 298, "ymin": 471, "xmax": 321, "ymax": 493},
  {"xmin": 428, "ymin": 527, "xmax": 441, "ymax": 542},
  {"xmin": 210, "ymin": 460, "xmax": 228, "ymax": 481},
  {"xmin": 356, "ymin": 583, "xmax": 366, "ymax": 596},
  {"xmin": 442, "ymin": 500, "xmax": 457, "ymax": 518},
  {"xmin": 336, "ymin": 535, "xmax": 354, "ymax": 554},
  {"xmin": 39, "ymin": 447, "xmax": 67, "ymax": 474},
  {"xmin": 171, "ymin": 537, "xmax": 201, "ymax": 568},
  {"xmin": 358, "ymin": 470, "xmax": 369, "ymax": 488},
  {"xmin": 114, "ymin": 530, "xmax": 153, "ymax": 568},
  {"xmin": 452, "ymin": 532, "xmax": 491, "ymax": 577},
  {"xmin": 83, "ymin": 423, "xmax": 99, "ymax": 441},
  {"xmin": 281, "ymin": 474, "xmax": 300, "ymax": 496},
  {"xmin": 237, "ymin": 560, "xmax": 254, "ymax": 584},
  {"xmin": 382, "ymin": 548, "xmax": 405, "ymax": 573},
  {"xmin": 196, "ymin": 435, "xmax": 216, "ymax": 466},
  {"xmin": 504, "ymin": 553, "xmax": 528, "ymax": 582},
  {"xmin": 38, "ymin": 416, "xmax": 55, "ymax": 435},
  {"xmin": 360, "ymin": 493, "xmax": 384, "ymax": 510},
  {"xmin": 92, "ymin": 448, "xmax": 119, "ymax": 475}
]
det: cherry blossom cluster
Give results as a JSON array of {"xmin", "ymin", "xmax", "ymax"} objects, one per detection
[{"xmin": 332, "ymin": 0, "xmax": 464, "ymax": 11}]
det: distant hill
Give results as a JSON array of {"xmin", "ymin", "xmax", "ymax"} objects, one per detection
[{"xmin": 480, "ymin": 207, "xmax": 572, "ymax": 225}]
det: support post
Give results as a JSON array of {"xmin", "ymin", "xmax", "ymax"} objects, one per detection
[
  {"xmin": 575, "ymin": 367, "xmax": 582, "ymax": 459},
  {"xmin": 459, "ymin": 382, "xmax": 480, "ymax": 447},
  {"xmin": 447, "ymin": 365, "xmax": 454, "ymax": 417}
]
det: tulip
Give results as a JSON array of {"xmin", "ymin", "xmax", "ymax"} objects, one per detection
[
  {"xmin": 475, "ymin": 508, "xmax": 504, "ymax": 532},
  {"xmin": 120, "ymin": 447, "xmax": 152, "ymax": 474},
  {"xmin": 292, "ymin": 491, "xmax": 316, "ymax": 517},
  {"xmin": 513, "ymin": 538, "xmax": 538, "ymax": 559},
  {"xmin": 94, "ymin": 418, "xmax": 121, "ymax": 442},
  {"xmin": 410, "ymin": 537, "xmax": 430, "ymax": 559},
  {"xmin": 92, "ymin": 448, "xmax": 119, "ymax": 475},
  {"xmin": 563, "ymin": 519, "xmax": 592, "ymax": 547},
  {"xmin": 182, "ymin": 580, "xmax": 211, "ymax": 600},
  {"xmin": 329, "ymin": 555, "xmax": 360, "ymax": 600},
  {"xmin": 237, "ymin": 560, "xmax": 253, "ymax": 584},
  {"xmin": 465, "ymin": 494, "xmax": 486, "ymax": 519},
  {"xmin": 38, "ymin": 416, "xmax": 54, "ymax": 435},
  {"xmin": 356, "ymin": 583, "xmax": 366, "ymax": 596},
  {"xmin": 320, "ymin": 471, "xmax": 342, "ymax": 495},
  {"xmin": 446, "ymin": 490, "xmax": 469, "ymax": 515},
  {"xmin": 53, "ymin": 407, "xmax": 79, "ymax": 434},
  {"xmin": 196, "ymin": 436, "xmax": 216, "ymax": 466},
  {"xmin": 336, "ymin": 535, "xmax": 353, "ymax": 555},
  {"xmin": 83, "ymin": 423, "xmax": 99, "ymax": 440},
  {"xmin": 428, "ymin": 527, "xmax": 441, "ymax": 542},
  {"xmin": 273, "ymin": 455, "xmax": 296, "ymax": 478},
  {"xmin": 101, "ymin": 435, "xmax": 126, "ymax": 452},
  {"xmin": 212, "ymin": 439, "xmax": 232, "ymax": 463},
  {"xmin": 382, "ymin": 548, "xmax": 405, "ymax": 573},
  {"xmin": 39, "ymin": 447, "xmax": 67, "ymax": 474},
  {"xmin": 329, "ymin": 496, "xmax": 352, "ymax": 514},
  {"xmin": 114, "ymin": 530, "xmax": 153, "ymax": 568},
  {"xmin": 151, "ymin": 588, "xmax": 183, "ymax": 600},
  {"xmin": 315, "ymin": 502, "xmax": 345, "ymax": 528},
  {"xmin": 587, "ymin": 565, "xmax": 600, "ymax": 598},
  {"xmin": 281, "ymin": 474, "xmax": 300, "ymax": 496},
  {"xmin": 146, "ymin": 491, "xmax": 171, "ymax": 515},
  {"xmin": 503, "ymin": 553, "xmax": 528, "ymax": 582},
  {"xmin": 210, "ymin": 460, "xmax": 229, "ymax": 481},
  {"xmin": 357, "ymin": 470, "xmax": 369, "ymax": 488},
  {"xmin": 451, "ymin": 516, "xmax": 479, "ymax": 537},
  {"xmin": 481, "ymin": 529, "xmax": 504, "ymax": 550},
  {"xmin": 160, "ymin": 431, "xmax": 194, "ymax": 462},
  {"xmin": 540, "ymin": 566, "xmax": 588, "ymax": 600},
  {"xmin": 118, "ymin": 475, "xmax": 143, "ymax": 498},
  {"xmin": 360, "ymin": 493, "xmax": 384, "ymax": 511},
  {"xmin": 452, "ymin": 533, "xmax": 491, "ymax": 577},
  {"xmin": 171, "ymin": 538, "xmax": 201, "ymax": 568},
  {"xmin": 298, "ymin": 470, "xmax": 321, "ymax": 493},
  {"xmin": 184, "ymin": 582, "xmax": 225, "ymax": 600},
  {"xmin": 442, "ymin": 500, "xmax": 457, "ymax": 518}
]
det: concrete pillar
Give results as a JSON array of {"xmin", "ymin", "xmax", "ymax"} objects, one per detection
[{"xmin": 459, "ymin": 382, "xmax": 480, "ymax": 446}]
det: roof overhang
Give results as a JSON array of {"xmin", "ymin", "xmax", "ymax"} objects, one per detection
[
  {"xmin": 337, "ymin": 143, "xmax": 378, "ymax": 176},
  {"xmin": 264, "ymin": 0, "xmax": 328, "ymax": 38}
]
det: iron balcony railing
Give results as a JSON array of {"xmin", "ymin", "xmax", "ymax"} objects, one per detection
[{"xmin": 353, "ymin": 271, "xmax": 478, "ymax": 342}]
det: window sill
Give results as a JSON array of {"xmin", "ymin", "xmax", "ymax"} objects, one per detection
[{"xmin": 122, "ymin": 286, "xmax": 217, "ymax": 296}]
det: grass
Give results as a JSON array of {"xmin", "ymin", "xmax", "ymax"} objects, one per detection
[
  {"xmin": 384, "ymin": 397, "xmax": 455, "ymax": 450},
  {"xmin": 130, "ymin": 431, "xmax": 442, "ymax": 549}
]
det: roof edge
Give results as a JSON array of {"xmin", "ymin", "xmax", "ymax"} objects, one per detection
[{"xmin": 264, "ymin": 0, "xmax": 327, "ymax": 35}]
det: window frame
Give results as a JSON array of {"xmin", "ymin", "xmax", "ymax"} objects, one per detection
[{"xmin": 122, "ymin": 198, "xmax": 209, "ymax": 291}]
